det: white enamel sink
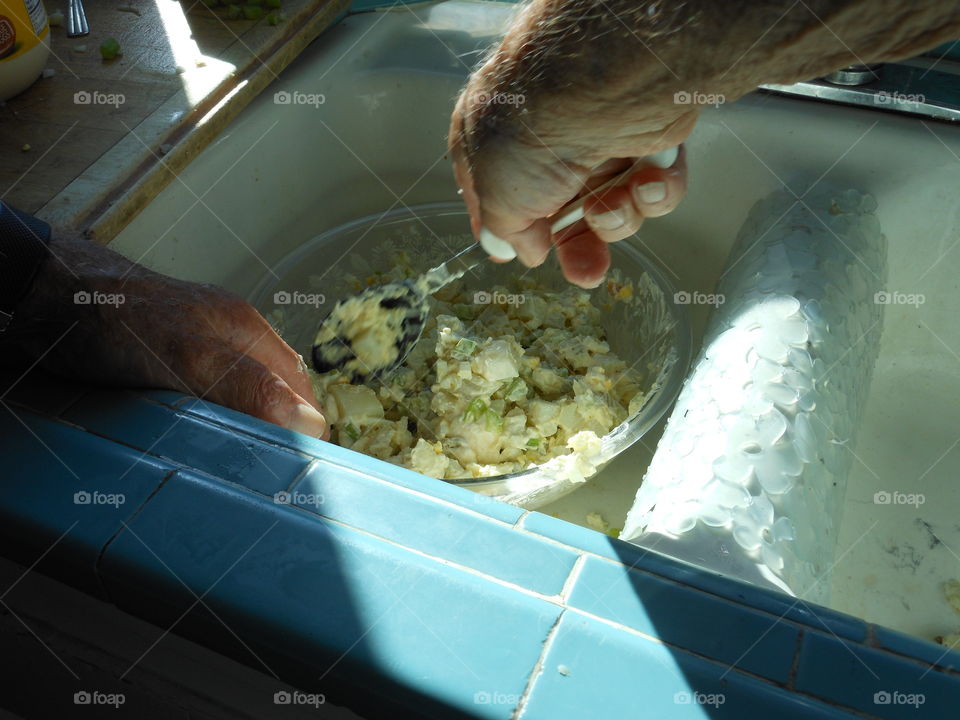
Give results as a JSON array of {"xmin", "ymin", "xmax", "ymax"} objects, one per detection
[{"xmin": 110, "ymin": 0, "xmax": 960, "ymax": 643}]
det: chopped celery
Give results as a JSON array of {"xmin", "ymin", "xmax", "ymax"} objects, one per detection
[
  {"xmin": 504, "ymin": 377, "xmax": 527, "ymax": 402},
  {"xmin": 526, "ymin": 437, "xmax": 541, "ymax": 448},
  {"xmin": 267, "ymin": 11, "xmax": 283, "ymax": 24},
  {"xmin": 242, "ymin": 5, "xmax": 263, "ymax": 19},
  {"xmin": 343, "ymin": 423, "xmax": 360, "ymax": 441},
  {"xmin": 451, "ymin": 338, "xmax": 477, "ymax": 360},
  {"xmin": 484, "ymin": 409, "xmax": 503, "ymax": 433},
  {"xmin": 462, "ymin": 398, "xmax": 487, "ymax": 423}
]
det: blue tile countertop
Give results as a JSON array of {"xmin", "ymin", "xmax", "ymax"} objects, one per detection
[{"xmin": 2, "ymin": 369, "xmax": 960, "ymax": 718}]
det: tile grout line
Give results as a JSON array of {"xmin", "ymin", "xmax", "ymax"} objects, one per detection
[
  {"xmin": 559, "ymin": 554, "xmax": 587, "ymax": 604},
  {"xmin": 787, "ymin": 628, "xmax": 804, "ymax": 691},
  {"xmin": 284, "ymin": 458, "xmax": 319, "ymax": 493},
  {"xmin": 94, "ymin": 468, "xmax": 179, "ymax": 604},
  {"xmin": 512, "ymin": 510, "xmax": 531, "ymax": 530},
  {"xmin": 511, "ymin": 609, "xmax": 566, "ymax": 720}
]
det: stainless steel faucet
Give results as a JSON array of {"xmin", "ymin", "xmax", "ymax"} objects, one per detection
[{"xmin": 760, "ymin": 61, "xmax": 960, "ymax": 122}]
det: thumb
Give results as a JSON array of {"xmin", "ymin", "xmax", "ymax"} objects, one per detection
[{"xmin": 196, "ymin": 345, "xmax": 329, "ymax": 440}]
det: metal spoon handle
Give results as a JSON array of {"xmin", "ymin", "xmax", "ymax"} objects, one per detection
[
  {"xmin": 420, "ymin": 242, "xmax": 489, "ymax": 294},
  {"xmin": 67, "ymin": 0, "xmax": 90, "ymax": 37}
]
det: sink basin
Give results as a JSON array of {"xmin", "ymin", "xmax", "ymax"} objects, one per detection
[{"xmin": 109, "ymin": 0, "xmax": 960, "ymax": 645}]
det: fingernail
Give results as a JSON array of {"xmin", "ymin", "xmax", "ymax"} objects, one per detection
[
  {"xmin": 589, "ymin": 208, "xmax": 626, "ymax": 230},
  {"xmin": 635, "ymin": 181, "xmax": 667, "ymax": 205},
  {"xmin": 479, "ymin": 227, "xmax": 517, "ymax": 260},
  {"xmin": 288, "ymin": 403, "xmax": 328, "ymax": 439},
  {"xmin": 647, "ymin": 146, "xmax": 679, "ymax": 169}
]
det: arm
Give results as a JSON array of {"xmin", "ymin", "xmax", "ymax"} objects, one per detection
[
  {"xmin": 0, "ymin": 205, "xmax": 328, "ymax": 439},
  {"xmin": 451, "ymin": 0, "xmax": 960, "ymax": 285}
]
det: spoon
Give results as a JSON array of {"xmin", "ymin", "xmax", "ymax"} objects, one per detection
[
  {"xmin": 310, "ymin": 241, "xmax": 490, "ymax": 381},
  {"xmin": 311, "ymin": 146, "xmax": 679, "ymax": 380}
]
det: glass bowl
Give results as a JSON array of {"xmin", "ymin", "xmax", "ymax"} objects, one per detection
[{"xmin": 249, "ymin": 203, "xmax": 691, "ymax": 509}]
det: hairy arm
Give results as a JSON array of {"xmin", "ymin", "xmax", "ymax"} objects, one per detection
[
  {"xmin": 472, "ymin": 0, "xmax": 960, "ymax": 152},
  {"xmin": 450, "ymin": 0, "xmax": 960, "ymax": 286}
]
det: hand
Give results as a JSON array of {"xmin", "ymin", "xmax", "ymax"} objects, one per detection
[
  {"xmin": 8, "ymin": 234, "xmax": 329, "ymax": 439},
  {"xmin": 449, "ymin": 70, "xmax": 696, "ymax": 288}
]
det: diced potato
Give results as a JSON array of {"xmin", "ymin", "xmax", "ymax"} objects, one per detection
[
  {"xmin": 410, "ymin": 438, "xmax": 448, "ymax": 479},
  {"xmin": 328, "ymin": 384, "xmax": 384, "ymax": 424},
  {"xmin": 473, "ymin": 340, "xmax": 519, "ymax": 382}
]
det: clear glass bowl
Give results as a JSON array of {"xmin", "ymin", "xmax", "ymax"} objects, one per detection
[{"xmin": 249, "ymin": 203, "xmax": 692, "ymax": 509}]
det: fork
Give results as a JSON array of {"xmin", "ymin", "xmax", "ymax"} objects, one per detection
[{"xmin": 67, "ymin": 0, "xmax": 89, "ymax": 37}]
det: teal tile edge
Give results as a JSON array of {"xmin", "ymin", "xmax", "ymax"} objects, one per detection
[{"xmin": 1, "ymin": 379, "xmax": 959, "ymax": 718}]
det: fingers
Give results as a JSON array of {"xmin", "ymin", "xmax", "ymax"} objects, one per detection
[
  {"xmin": 554, "ymin": 229, "xmax": 611, "ymax": 289},
  {"xmin": 583, "ymin": 145, "xmax": 688, "ymax": 244},
  {"xmin": 197, "ymin": 344, "xmax": 330, "ymax": 440},
  {"xmin": 494, "ymin": 219, "xmax": 553, "ymax": 268},
  {"xmin": 195, "ymin": 288, "xmax": 323, "ymax": 413},
  {"xmin": 237, "ymin": 314, "xmax": 322, "ymax": 413}
]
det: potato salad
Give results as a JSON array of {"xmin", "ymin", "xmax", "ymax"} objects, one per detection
[{"xmin": 309, "ymin": 269, "xmax": 648, "ymax": 480}]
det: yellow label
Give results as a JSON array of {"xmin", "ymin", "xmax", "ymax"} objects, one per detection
[{"xmin": 0, "ymin": 0, "xmax": 48, "ymax": 62}]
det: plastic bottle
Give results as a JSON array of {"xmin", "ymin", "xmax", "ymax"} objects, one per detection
[{"xmin": 0, "ymin": 0, "xmax": 50, "ymax": 102}]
